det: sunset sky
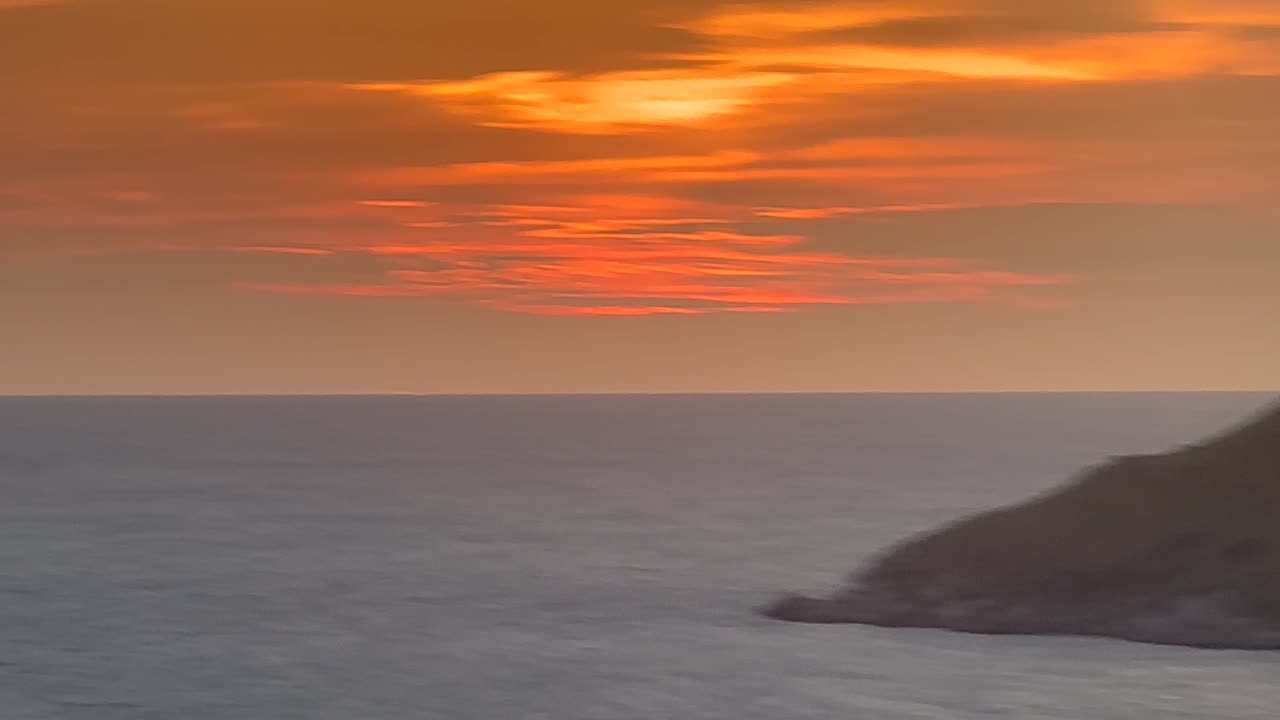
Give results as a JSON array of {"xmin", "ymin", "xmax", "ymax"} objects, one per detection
[{"xmin": 2, "ymin": 0, "xmax": 1277, "ymax": 394}]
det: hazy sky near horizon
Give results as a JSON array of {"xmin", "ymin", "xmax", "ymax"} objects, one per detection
[{"xmin": 2, "ymin": 0, "xmax": 1278, "ymax": 394}]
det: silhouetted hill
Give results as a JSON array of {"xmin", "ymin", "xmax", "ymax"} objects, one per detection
[{"xmin": 761, "ymin": 401, "xmax": 1280, "ymax": 648}]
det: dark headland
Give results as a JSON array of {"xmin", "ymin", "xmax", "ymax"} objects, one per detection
[{"xmin": 760, "ymin": 400, "xmax": 1280, "ymax": 649}]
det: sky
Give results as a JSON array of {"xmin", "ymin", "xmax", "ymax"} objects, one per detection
[{"xmin": 2, "ymin": 0, "xmax": 1278, "ymax": 394}]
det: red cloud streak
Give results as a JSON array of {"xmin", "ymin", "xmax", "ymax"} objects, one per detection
[{"xmin": 240, "ymin": 198, "xmax": 1074, "ymax": 315}]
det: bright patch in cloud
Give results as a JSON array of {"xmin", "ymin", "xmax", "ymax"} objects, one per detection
[
  {"xmin": 349, "ymin": 69, "xmax": 794, "ymax": 133},
  {"xmin": 242, "ymin": 197, "xmax": 1073, "ymax": 315},
  {"xmin": 335, "ymin": 0, "xmax": 1280, "ymax": 146}
]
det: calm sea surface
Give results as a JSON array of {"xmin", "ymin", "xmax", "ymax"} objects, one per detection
[{"xmin": 2, "ymin": 392, "xmax": 1277, "ymax": 719}]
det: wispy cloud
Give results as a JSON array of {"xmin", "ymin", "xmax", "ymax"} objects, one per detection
[
  {"xmin": 240, "ymin": 196, "xmax": 1073, "ymax": 315},
  {"xmin": 754, "ymin": 202, "xmax": 982, "ymax": 219},
  {"xmin": 333, "ymin": 0, "xmax": 1280, "ymax": 143},
  {"xmin": 676, "ymin": 0, "xmax": 1280, "ymax": 81},
  {"xmin": 352, "ymin": 150, "xmax": 762, "ymax": 186},
  {"xmin": 235, "ymin": 246, "xmax": 338, "ymax": 256},
  {"xmin": 677, "ymin": 1, "xmax": 951, "ymax": 39},
  {"xmin": 347, "ymin": 136, "xmax": 1058, "ymax": 192},
  {"xmin": 5, "ymin": 0, "xmax": 1276, "ymax": 326},
  {"xmin": 693, "ymin": 44, "xmax": 1097, "ymax": 79},
  {"xmin": 1157, "ymin": 0, "xmax": 1280, "ymax": 26},
  {"xmin": 349, "ymin": 69, "xmax": 795, "ymax": 133},
  {"xmin": 357, "ymin": 199, "xmax": 434, "ymax": 208}
]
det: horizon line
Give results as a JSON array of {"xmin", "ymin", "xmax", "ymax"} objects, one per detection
[{"xmin": 0, "ymin": 390, "xmax": 1275, "ymax": 399}]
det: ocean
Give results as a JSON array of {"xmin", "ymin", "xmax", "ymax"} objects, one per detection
[{"xmin": 2, "ymin": 392, "xmax": 1278, "ymax": 719}]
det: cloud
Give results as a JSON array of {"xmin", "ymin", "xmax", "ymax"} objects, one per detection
[
  {"xmin": 238, "ymin": 195, "xmax": 1073, "ymax": 315},
  {"xmin": 346, "ymin": 136, "xmax": 1059, "ymax": 195},
  {"xmin": 670, "ymin": 0, "xmax": 1280, "ymax": 84},
  {"xmin": 236, "ymin": 246, "xmax": 338, "ymax": 256},
  {"xmin": 0, "ymin": 0, "xmax": 721, "ymax": 88},
  {"xmin": 4, "ymin": 0, "xmax": 1277, "ymax": 327},
  {"xmin": 350, "ymin": 69, "xmax": 795, "ymax": 133},
  {"xmin": 700, "ymin": 43, "xmax": 1097, "ymax": 78},
  {"xmin": 353, "ymin": 150, "xmax": 762, "ymax": 186},
  {"xmin": 1157, "ymin": 0, "xmax": 1280, "ymax": 26},
  {"xmin": 805, "ymin": 16, "xmax": 1182, "ymax": 48},
  {"xmin": 357, "ymin": 200, "xmax": 433, "ymax": 208},
  {"xmin": 677, "ymin": 1, "xmax": 953, "ymax": 38},
  {"xmin": 754, "ymin": 202, "xmax": 982, "ymax": 218},
  {"xmin": 245, "ymin": 263, "xmax": 1072, "ymax": 314},
  {"xmin": 312, "ymin": 0, "xmax": 1280, "ymax": 146}
]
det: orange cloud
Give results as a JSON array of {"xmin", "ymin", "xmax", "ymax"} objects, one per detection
[
  {"xmin": 327, "ymin": 0, "xmax": 1280, "ymax": 148},
  {"xmin": 236, "ymin": 246, "xmax": 338, "ymax": 256},
  {"xmin": 8, "ymin": 0, "xmax": 1278, "ymax": 344},
  {"xmin": 240, "ymin": 196, "xmax": 1073, "ymax": 315},
  {"xmin": 349, "ymin": 69, "xmax": 795, "ymax": 133},
  {"xmin": 356, "ymin": 150, "xmax": 760, "ymax": 186},
  {"xmin": 788, "ymin": 137, "xmax": 1038, "ymax": 162},
  {"xmin": 342, "ymin": 8, "xmax": 1126, "ymax": 139},
  {"xmin": 665, "ymin": 2, "xmax": 1109, "ymax": 82},
  {"xmin": 358, "ymin": 200, "xmax": 433, "ymax": 208},
  {"xmin": 1157, "ymin": 0, "xmax": 1280, "ymax": 26},
  {"xmin": 645, "ymin": 162, "xmax": 1050, "ymax": 184},
  {"xmin": 1028, "ymin": 30, "xmax": 1280, "ymax": 79},
  {"xmin": 519, "ymin": 227, "xmax": 802, "ymax": 245},
  {"xmin": 676, "ymin": 1, "xmax": 951, "ymax": 39},
  {"xmin": 350, "ymin": 138, "xmax": 1055, "ymax": 192},
  {"xmin": 510, "ymin": 305, "xmax": 704, "ymax": 316},
  {"xmin": 754, "ymin": 202, "xmax": 981, "ymax": 219},
  {"xmin": 474, "ymin": 194, "xmax": 727, "ymax": 221},
  {"xmin": 673, "ymin": 1, "xmax": 1280, "ymax": 86},
  {"xmin": 698, "ymin": 44, "xmax": 1097, "ymax": 80}
]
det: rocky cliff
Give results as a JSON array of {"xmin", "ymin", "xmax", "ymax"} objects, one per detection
[{"xmin": 761, "ymin": 401, "xmax": 1280, "ymax": 648}]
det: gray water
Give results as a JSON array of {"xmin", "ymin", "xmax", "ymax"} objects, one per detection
[{"xmin": 2, "ymin": 392, "xmax": 1278, "ymax": 719}]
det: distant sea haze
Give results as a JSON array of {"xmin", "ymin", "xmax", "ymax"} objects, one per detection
[{"xmin": 2, "ymin": 392, "xmax": 1277, "ymax": 719}]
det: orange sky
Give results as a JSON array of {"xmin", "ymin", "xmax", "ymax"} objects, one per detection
[{"xmin": 2, "ymin": 0, "xmax": 1278, "ymax": 393}]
